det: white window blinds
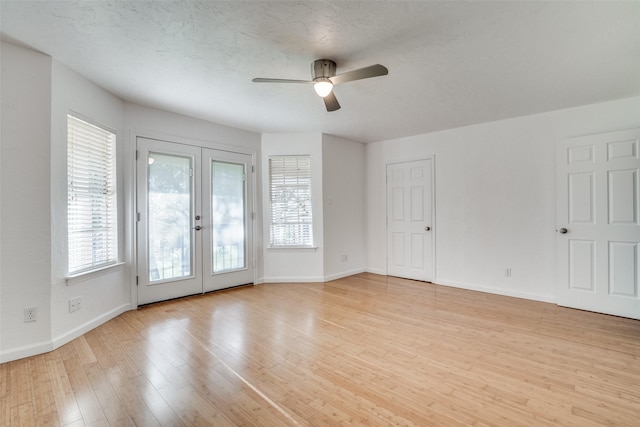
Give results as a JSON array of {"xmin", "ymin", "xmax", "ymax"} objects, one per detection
[
  {"xmin": 269, "ymin": 155, "xmax": 313, "ymax": 247},
  {"xmin": 67, "ymin": 114, "xmax": 117, "ymax": 274}
]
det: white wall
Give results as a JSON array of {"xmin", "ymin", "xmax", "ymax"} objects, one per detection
[
  {"xmin": 1, "ymin": 42, "xmax": 53, "ymax": 361},
  {"xmin": 124, "ymin": 102, "xmax": 262, "ymax": 152},
  {"xmin": 322, "ymin": 135, "xmax": 366, "ymax": 280},
  {"xmin": 366, "ymin": 96, "xmax": 640, "ymax": 302},
  {"xmin": 0, "ymin": 43, "xmax": 131, "ymax": 362},
  {"xmin": 261, "ymin": 133, "xmax": 325, "ymax": 282},
  {"xmin": 261, "ymin": 133, "xmax": 367, "ymax": 283},
  {"xmin": 50, "ymin": 59, "xmax": 129, "ymax": 350}
]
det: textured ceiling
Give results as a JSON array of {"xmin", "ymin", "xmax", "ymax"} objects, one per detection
[{"xmin": 2, "ymin": 1, "xmax": 639, "ymax": 143}]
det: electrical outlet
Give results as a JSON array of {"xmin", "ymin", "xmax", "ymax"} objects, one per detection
[
  {"xmin": 69, "ymin": 296, "xmax": 82, "ymax": 313},
  {"xmin": 24, "ymin": 307, "xmax": 37, "ymax": 322},
  {"xmin": 505, "ymin": 268, "xmax": 512, "ymax": 277}
]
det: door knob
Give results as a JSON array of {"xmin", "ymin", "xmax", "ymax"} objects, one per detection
[
  {"xmin": 424, "ymin": 226, "xmax": 431, "ymax": 231},
  {"xmin": 194, "ymin": 225, "xmax": 202, "ymax": 231},
  {"xmin": 559, "ymin": 228, "xmax": 568, "ymax": 234}
]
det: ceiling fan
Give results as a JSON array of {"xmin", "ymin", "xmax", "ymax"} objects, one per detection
[{"xmin": 252, "ymin": 59, "xmax": 388, "ymax": 112}]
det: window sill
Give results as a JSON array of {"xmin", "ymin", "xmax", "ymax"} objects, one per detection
[
  {"xmin": 65, "ymin": 262, "xmax": 125, "ymax": 286},
  {"xmin": 268, "ymin": 246, "xmax": 318, "ymax": 251}
]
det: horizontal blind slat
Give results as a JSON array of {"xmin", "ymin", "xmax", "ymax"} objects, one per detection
[
  {"xmin": 67, "ymin": 114, "xmax": 118, "ymax": 274},
  {"xmin": 268, "ymin": 155, "xmax": 313, "ymax": 247}
]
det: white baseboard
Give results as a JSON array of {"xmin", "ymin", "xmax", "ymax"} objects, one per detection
[
  {"xmin": 323, "ymin": 268, "xmax": 366, "ymax": 282},
  {"xmin": 262, "ymin": 276, "xmax": 325, "ymax": 283},
  {"xmin": 365, "ymin": 267, "xmax": 387, "ymax": 276},
  {"xmin": 432, "ymin": 278, "xmax": 556, "ymax": 304},
  {"xmin": 262, "ymin": 268, "xmax": 366, "ymax": 284},
  {"xmin": 51, "ymin": 303, "xmax": 132, "ymax": 350},
  {"xmin": 0, "ymin": 303, "xmax": 133, "ymax": 364},
  {"xmin": 0, "ymin": 340, "xmax": 54, "ymax": 364}
]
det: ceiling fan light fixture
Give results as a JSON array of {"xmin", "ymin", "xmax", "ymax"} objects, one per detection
[
  {"xmin": 313, "ymin": 78, "xmax": 333, "ymax": 97},
  {"xmin": 253, "ymin": 59, "xmax": 387, "ymax": 111}
]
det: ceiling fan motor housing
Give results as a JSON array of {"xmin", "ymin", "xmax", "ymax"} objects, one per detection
[{"xmin": 312, "ymin": 59, "xmax": 337, "ymax": 80}]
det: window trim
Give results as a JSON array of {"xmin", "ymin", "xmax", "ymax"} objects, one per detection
[
  {"xmin": 267, "ymin": 246, "xmax": 318, "ymax": 251},
  {"xmin": 65, "ymin": 261, "xmax": 125, "ymax": 285}
]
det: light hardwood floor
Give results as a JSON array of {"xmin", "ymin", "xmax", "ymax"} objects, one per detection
[{"xmin": 2, "ymin": 273, "xmax": 639, "ymax": 426}]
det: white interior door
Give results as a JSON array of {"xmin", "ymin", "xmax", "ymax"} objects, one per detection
[
  {"xmin": 137, "ymin": 138, "xmax": 254, "ymax": 305},
  {"xmin": 202, "ymin": 149, "xmax": 254, "ymax": 292},
  {"xmin": 556, "ymin": 129, "xmax": 640, "ymax": 319},
  {"xmin": 387, "ymin": 159, "xmax": 434, "ymax": 281}
]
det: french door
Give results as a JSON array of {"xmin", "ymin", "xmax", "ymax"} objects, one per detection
[
  {"xmin": 136, "ymin": 137, "xmax": 254, "ymax": 305},
  {"xmin": 387, "ymin": 159, "xmax": 434, "ymax": 282},
  {"xmin": 556, "ymin": 129, "xmax": 640, "ymax": 319}
]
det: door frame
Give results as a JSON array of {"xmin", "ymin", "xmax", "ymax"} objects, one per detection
[
  {"xmin": 127, "ymin": 130, "xmax": 258, "ymax": 308},
  {"xmin": 385, "ymin": 155, "xmax": 436, "ymax": 281}
]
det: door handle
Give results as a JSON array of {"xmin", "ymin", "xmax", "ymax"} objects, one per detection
[
  {"xmin": 424, "ymin": 226, "xmax": 431, "ymax": 231},
  {"xmin": 559, "ymin": 228, "xmax": 568, "ymax": 234},
  {"xmin": 193, "ymin": 225, "xmax": 202, "ymax": 231}
]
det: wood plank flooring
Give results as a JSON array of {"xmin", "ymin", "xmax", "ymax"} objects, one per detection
[{"xmin": 1, "ymin": 273, "xmax": 639, "ymax": 426}]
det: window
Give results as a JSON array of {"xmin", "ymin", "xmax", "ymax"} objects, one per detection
[
  {"xmin": 67, "ymin": 114, "xmax": 117, "ymax": 274},
  {"xmin": 268, "ymin": 155, "xmax": 313, "ymax": 247}
]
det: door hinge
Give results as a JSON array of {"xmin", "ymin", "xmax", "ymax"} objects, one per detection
[
  {"xmin": 136, "ymin": 212, "xmax": 140, "ymax": 222},
  {"xmin": 251, "ymin": 165, "xmax": 255, "ymax": 173},
  {"xmin": 136, "ymin": 276, "xmax": 139, "ymax": 286},
  {"xmin": 251, "ymin": 212, "xmax": 255, "ymax": 220},
  {"xmin": 136, "ymin": 150, "xmax": 139, "ymax": 160},
  {"xmin": 190, "ymin": 168, "xmax": 193, "ymax": 177},
  {"xmin": 243, "ymin": 173, "xmax": 246, "ymax": 182}
]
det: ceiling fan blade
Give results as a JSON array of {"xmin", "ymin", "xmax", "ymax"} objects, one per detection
[
  {"xmin": 252, "ymin": 78, "xmax": 313, "ymax": 84},
  {"xmin": 323, "ymin": 92, "xmax": 341, "ymax": 112},
  {"xmin": 330, "ymin": 64, "xmax": 388, "ymax": 85}
]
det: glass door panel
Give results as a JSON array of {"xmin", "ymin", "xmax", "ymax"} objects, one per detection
[
  {"xmin": 211, "ymin": 161, "xmax": 246, "ymax": 273},
  {"xmin": 148, "ymin": 152, "xmax": 193, "ymax": 281}
]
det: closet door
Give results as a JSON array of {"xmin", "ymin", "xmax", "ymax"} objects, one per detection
[
  {"xmin": 556, "ymin": 129, "xmax": 640, "ymax": 319},
  {"xmin": 386, "ymin": 159, "xmax": 434, "ymax": 282}
]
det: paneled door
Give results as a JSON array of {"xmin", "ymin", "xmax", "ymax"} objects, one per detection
[
  {"xmin": 387, "ymin": 159, "xmax": 434, "ymax": 281},
  {"xmin": 556, "ymin": 129, "xmax": 640, "ymax": 319},
  {"xmin": 137, "ymin": 138, "xmax": 254, "ymax": 305}
]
